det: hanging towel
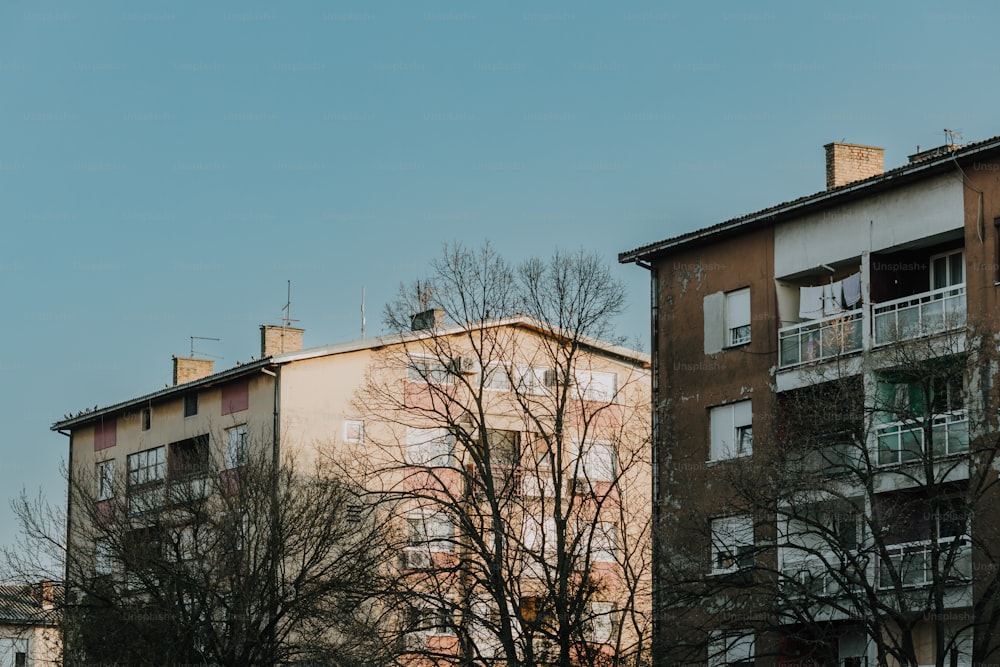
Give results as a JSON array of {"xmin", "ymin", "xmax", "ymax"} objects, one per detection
[
  {"xmin": 799, "ymin": 285, "xmax": 825, "ymax": 320},
  {"xmin": 843, "ymin": 271, "xmax": 862, "ymax": 307},
  {"xmin": 823, "ymin": 281, "xmax": 844, "ymax": 316}
]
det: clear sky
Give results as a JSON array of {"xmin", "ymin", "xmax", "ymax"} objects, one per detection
[{"xmin": 3, "ymin": 0, "xmax": 1000, "ymax": 565}]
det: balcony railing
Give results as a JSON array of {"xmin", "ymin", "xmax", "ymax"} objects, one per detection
[
  {"xmin": 873, "ymin": 284, "xmax": 966, "ymax": 346},
  {"xmin": 876, "ymin": 411, "xmax": 969, "ymax": 466},
  {"xmin": 878, "ymin": 538, "xmax": 971, "ymax": 589},
  {"xmin": 779, "ymin": 309, "xmax": 863, "ymax": 368},
  {"xmin": 781, "ymin": 557, "xmax": 863, "ymax": 597}
]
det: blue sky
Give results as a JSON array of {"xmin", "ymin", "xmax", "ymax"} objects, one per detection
[{"xmin": 3, "ymin": 0, "xmax": 1000, "ymax": 563}]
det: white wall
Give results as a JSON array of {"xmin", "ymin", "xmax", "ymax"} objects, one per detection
[{"xmin": 774, "ymin": 173, "xmax": 964, "ymax": 278}]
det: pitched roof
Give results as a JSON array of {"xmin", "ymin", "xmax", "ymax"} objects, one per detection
[
  {"xmin": 52, "ymin": 315, "xmax": 649, "ymax": 432},
  {"xmin": 0, "ymin": 583, "xmax": 60, "ymax": 626},
  {"xmin": 619, "ymin": 134, "xmax": 1000, "ymax": 263}
]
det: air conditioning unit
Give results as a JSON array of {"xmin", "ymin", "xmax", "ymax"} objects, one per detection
[
  {"xmin": 450, "ymin": 356, "xmax": 480, "ymax": 375},
  {"xmin": 403, "ymin": 548, "xmax": 431, "ymax": 570}
]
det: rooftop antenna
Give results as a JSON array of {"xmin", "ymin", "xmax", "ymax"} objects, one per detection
[
  {"xmin": 281, "ymin": 279, "xmax": 299, "ymax": 328},
  {"xmin": 944, "ymin": 128, "xmax": 964, "ymax": 147},
  {"xmin": 360, "ymin": 285, "xmax": 366, "ymax": 339},
  {"xmin": 190, "ymin": 336, "xmax": 222, "ymax": 359}
]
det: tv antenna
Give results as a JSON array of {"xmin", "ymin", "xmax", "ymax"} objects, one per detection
[
  {"xmin": 944, "ymin": 128, "xmax": 964, "ymax": 147},
  {"xmin": 360, "ymin": 285, "xmax": 366, "ymax": 339},
  {"xmin": 190, "ymin": 336, "xmax": 222, "ymax": 359},
  {"xmin": 281, "ymin": 280, "xmax": 299, "ymax": 328}
]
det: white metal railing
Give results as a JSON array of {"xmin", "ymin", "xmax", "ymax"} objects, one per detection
[
  {"xmin": 875, "ymin": 411, "xmax": 969, "ymax": 466},
  {"xmin": 872, "ymin": 284, "xmax": 966, "ymax": 346},
  {"xmin": 779, "ymin": 309, "xmax": 863, "ymax": 368},
  {"xmin": 781, "ymin": 557, "xmax": 864, "ymax": 597},
  {"xmin": 878, "ymin": 538, "xmax": 971, "ymax": 589}
]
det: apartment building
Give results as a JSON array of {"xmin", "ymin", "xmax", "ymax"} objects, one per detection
[
  {"xmin": 621, "ymin": 137, "xmax": 1000, "ymax": 667},
  {"xmin": 53, "ymin": 316, "xmax": 651, "ymax": 664}
]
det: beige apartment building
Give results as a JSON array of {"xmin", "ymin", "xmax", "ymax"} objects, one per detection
[
  {"xmin": 54, "ymin": 315, "xmax": 651, "ymax": 664},
  {"xmin": 621, "ymin": 136, "xmax": 1000, "ymax": 667}
]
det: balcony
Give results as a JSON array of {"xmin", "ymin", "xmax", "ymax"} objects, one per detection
[
  {"xmin": 781, "ymin": 558, "xmax": 864, "ymax": 598},
  {"xmin": 876, "ymin": 411, "xmax": 969, "ymax": 466},
  {"xmin": 779, "ymin": 310, "xmax": 863, "ymax": 368},
  {"xmin": 873, "ymin": 284, "xmax": 966, "ymax": 346},
  {"xmin": 878, "ymin": 538, "xmax": 971, "ymax": 589}
]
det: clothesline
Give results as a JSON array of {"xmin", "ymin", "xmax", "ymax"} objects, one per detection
[{"xmin": 798, "ymin": 271, "xmax": 862, "ymax": 320}]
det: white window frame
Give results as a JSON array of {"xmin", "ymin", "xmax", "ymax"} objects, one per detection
[
  {"xmin": 570, "ymin": 439, "xmax": 616, "ymax": 483},
  {"xmin": 405, "ymin": 427, "xmax": 455, "ymax": 467},
  {"xmin": 709, "ymin": 630, "xmax": 755, "ymax": 667},
  {"xmin": 97, "ymin": 459, "xmax": 115, "ymax": 501},
  {"xmin": 406, "ymin": 355, "xmax": 453, "ymax": 385},
  {"xmin": 225, "ymin": 425, "xmax": 248, "ymax": 469},
  {"xmin": 573, "ymin": 369, "xmax": 618, "ymax": 403},
  {"xmin": 711, "ymin": 515, "xmax": 754, "ymax": 575},
  {"xmin": 587, "ymin": 601, "xmax": 615, "ymax": 644},
  {"xmin": 343, "ymin": 419, "xmax": 364, "ymax": 444},
  {"xmin": 709, "ymin": 400, "xmax": 753, "ymax": 461},
  {"xmin": 591, "ymin": 521, "xmax": 618, "ymax": 563},
  {"xmin": 515, "ymin": 364, "xmax": 550, "ymax": 396},
  {"xmin": 725, "ymin": 287, "xmax": 751, "ymax": 347},
  {"xmin": 524, "ymin": 515, "xmax": 558, "ymax": 555},
  {"xmin": 484, "ymin": 362, "xmax": 512, "ymax": 391},
  {"xmin": 930, "ymin": 249, "xmax": 964, "ymax": 290},
  {"xmin": 406, "ymin": 511, "xmax": 454, "ymax": 553}
]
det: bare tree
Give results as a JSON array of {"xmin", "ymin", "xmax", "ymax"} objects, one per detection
[
  {"xmin": 355, "ymin": 243, "xmax": 652, "ymax": 667},
  {"xmin": 7, "ymin": 433, "xmax": 401, "ymax": 667}
]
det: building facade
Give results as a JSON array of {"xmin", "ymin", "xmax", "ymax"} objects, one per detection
[
  {"xmin": 54, "ymin": 316, "xmax": 651, "ymax": 665},
  {"xmin": 0, "ymin": 582, "xmax": 60, "ymax": 667},
  {"xmin": 621, "ymin": 137, "xmax": 1000, "ymax": 667}
]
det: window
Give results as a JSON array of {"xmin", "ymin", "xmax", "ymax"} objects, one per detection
[
  {"xmin": 127, "ymin": 447, "xmax": 165, "ymax": 514},
  {"xmin": 709, "ymin": 631, "xmax": 755, "ymax": 667},
  {"xmin": 183, "ymin": 393, "xmax": 198, "ymax": 417},
  {"xmin": 711, "ymin": 515, "xmax": 754, "ymax": 574},
  {"xmin": 573, "ymin": 370, "xmax": 618, "ymax": 402},
  {"xmin": 524, "ymin": 516, "xmax": 558, "ymax": 556},
  {"xmin": 931, "ymin": 249, "xmax": 964, "ymax": 290},
  {"xmin": 1, "ymin": 640, "xmax": 28, "ymax": 667},
  {"xmin": 586, "ymin": 601, "xmax": 615, "ymax": 644},
  {"xmin": 97, "ymin": 460, "xmax": 115, "ymax": 501},
  {"xmin": 406, "ymin": 511, "xmax": 454, "ymax": 553},
  {"xmin": 515, "ymin": 364, "xmax": 550, "ymax": 395},
  {"xmin": 725, "ymin": 288, "xmax": 751, "ymax": 347},
  {"xmin": 591, "ymin": 521, "xmax": 618, "ymax": 563},
  {"xmin": 484, "ymin": 362, "xmax": 511, "ymax": 391},
  {"xmin": 95, "ymin": 538, "xmax": 113, "ymax": 575},
  {"xmin": 343, "ymin": 420, "xmax": 364, "ymax": 444},
  {"xmin": 407, "ymin": 602, "xmax": 456, "ymax": 637},
  {"xmin": 225, "ymin": 425, "xmax": 248, "ymax": 469},
  {"xmin": 221, "ymin": 380, "xmax": 249, "ymax": 415},
  {"xmin": 141, "ymin": 407, "xmax": 151, "ymax": 431},
  {"xmin": 407, "ymin": 356, "xmax": 452, "ymax": 385},
  {"xmin": 570, "ymin": 440, "xmax": 616, "ymax": 483},
  {"xmin": 128, "ymin": 447, "xmax": 165, "ymax": 487},
  {"xmin": 710, "ymin": 400, "xmax": 753, "ymax": 460},
  {"xmin": 405, "ymin": 427, "xmax": 455, "ymax": 467},
  {"xmin": 94, "ymin": 418, "xmax": 117, "ymax": 451},
  {"xmin": 168, "ymin": 436, "xmax": 210, "ymax": 478}
]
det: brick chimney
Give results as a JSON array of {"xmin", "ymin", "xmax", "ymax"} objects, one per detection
[
  {"xmin": 260, "ymin": 324, "xmax": 304, "ymax": 357},
  {"xmin": 173, "ymin": 356, "xmax": 214, "ymax": 386},
  {"xmin": 824, "ymin": 142, "xmax": 884, "ymax": 189}
]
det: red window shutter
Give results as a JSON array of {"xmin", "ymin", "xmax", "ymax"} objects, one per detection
[
  {"xmin": 94, "ymin": 419, "xmax": 117, "ymax": 451},
  {"xmin": 221, "ymin": 380, "xmax": 250, "ymax": 415}
]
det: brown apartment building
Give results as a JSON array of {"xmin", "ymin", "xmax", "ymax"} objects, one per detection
[
  {"xmin": 621, "ymin": 137, "xmax": 1000, "ymax": 667},
  {"xmin": 53, "ymin": 316, "xmax": 651, "ymax": 665}
]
